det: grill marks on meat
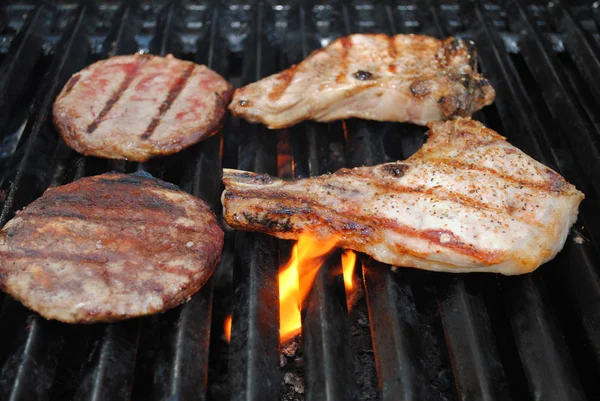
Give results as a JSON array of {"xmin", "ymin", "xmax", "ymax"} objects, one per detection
[
  {"xmin": 0, "ymin": 173, "xmax": 224, "ymax": 323},
  {"xmin": 54, "ymin": 54, "xmax": 233, "ymax": 162},
  {"xmin": 229, "ymin": 34, "xmax": 495, "ymax": 129},
  {"xmin": 141, "ymin": 62, "xmax": 196, "ymax": 140},
  {"xmin": 221, "ymin": 118, "xmax": 584, "ymax": 275},
  {"xmin": 86, "ymin": 55, "xmax": 150, "ymax": 134}
]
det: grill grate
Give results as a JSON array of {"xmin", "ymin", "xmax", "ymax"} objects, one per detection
[{"xmin": 0, "ymin": 1, "xmax": 599, "ymax": 401}]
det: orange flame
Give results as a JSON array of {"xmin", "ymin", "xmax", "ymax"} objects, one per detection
[
  {"xmin": 342, "ymin": 250, "xmax": 356, "ymax": 292},
  {"xmin": 224, "ymin": 315, "xmax": 232, "ymax": 343},
  {"xmin": 279, "ymin": 234, "xmax": 339, "ymax": 342}
]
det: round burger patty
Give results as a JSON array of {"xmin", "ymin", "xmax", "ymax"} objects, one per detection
[
  {"xmin": 53, "ymin": 54, "xmax": 232, "ymax": 162},
  {"xmin": 0, "ymin": 173, "xmax": 224, "ymax": 323}
]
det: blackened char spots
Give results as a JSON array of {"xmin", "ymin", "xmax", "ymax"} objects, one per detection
[
  {"xmin": 271, "ymin": 207, "xmax": 313, "ymax": 217},
  {"xmin": 98, "ymin": 173, "xmax": 181, "ymax": 191},
  {"xmin": 242, "ymin": 211, "xmax": 293, "ymax": 232},
  {"xmin": 231, "ymin": 172, "xmax": 274, "ymax": 185},
  {"xmin": 323, "ymin": 183, "xmax": 362, "ymax": 195},
  {"xmin": 448, "ymin": 37, "xmax": 461, "ymax": 51},
  {"xmin": 410, "ymin": 79, "xmax": 433, "ymax": 98},
  {"xmin": 40, "ymin": 182, "xmax": 187, "ymax": 217},
  {"xmin": 97, "ymin": 175, "xmax": 143, "ymax": 186},
  {"xmin": 353, "ymin": 70, "xmax": 373, "ymax": 81},
  {"xmin": 546, "ymin": 169, "xmax": 567, "ymax": 193},
  {"xmin": 381, "ymin": 163, "xmax": 410, "ymax": 178}
]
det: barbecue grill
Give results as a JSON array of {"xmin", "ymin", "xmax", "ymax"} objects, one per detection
[{"xmin": 0, "ymin": 1, "xmax": 599, "ymax": 400}]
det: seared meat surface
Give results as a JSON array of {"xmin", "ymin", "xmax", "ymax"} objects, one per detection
[
  {"xmin": 0, "ymin": 173, "xmax": 224, "ymax": 323},
  {"xmin": 222, "ymin": 119, "xmax": 583, "ymax": 275},
  {"xmin": 54, "ymin": 54, "xmax": 232, "ymax": 162},
  {"xmin": 230, "ymin": 34, "xmax": 495, "ymax": 129}
]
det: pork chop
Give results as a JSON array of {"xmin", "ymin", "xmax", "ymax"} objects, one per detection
[
  {"xmin": 229, "ymin": 34, "xmax": 495, "ymax": 129},
  {"xmin": 0, "ymin": 173, "xmax": 224, "ymax": 323},
  {"xmin": 53, "ymin": 54, "xmax": 232, "ymax": 162},
  {"xmin": 221, "ymin": 118, "xmax": 583, "ymax": 275}
]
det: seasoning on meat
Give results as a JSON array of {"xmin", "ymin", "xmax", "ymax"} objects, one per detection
[
  {"xmin": 229, "ymin": 34, "xmax": 495, "ymax": 129},
  {"xmin": 221, "ymin": 118, "xmax": 583, "ymax": 275},
  {"xmin": 0, "ymin": 173, "xmax": 224, "ymax": 323},
  {"xmin": 53, "ymin": 53, "xmax": 232, "ymax": 162}
]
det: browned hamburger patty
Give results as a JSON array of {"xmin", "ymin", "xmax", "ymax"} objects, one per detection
[
  {"xmin": 53, "ymin": 54, "xmax": 232, "ymax": 162},
  {"xmin": 0, "ymin": 173, "xmax": 224, "ymax": 323}
]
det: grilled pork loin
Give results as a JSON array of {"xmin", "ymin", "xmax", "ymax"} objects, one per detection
[
  {"xmin": 222, "ymin": 119, "xmax": 583, "ymax": 275},
  {"xmin": 54, "ymin": 54, "xmax": 232, "ymax": 162},
  {"xmin": 229, "ymin": 34, "xmax": 495, "ymax": 129},
  {"xmin": 0, "ymin": 173, "xmax": 223, "ymax": 323}
]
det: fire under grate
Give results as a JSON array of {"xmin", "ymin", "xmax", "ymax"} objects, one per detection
[{"xmin": 0, "ymin": 1, "xmax": 599, "ymax": 401}]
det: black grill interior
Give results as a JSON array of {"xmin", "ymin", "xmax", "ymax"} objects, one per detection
[{"xmin": 0, "ymin": 1, "xmax": 599, "ymax": 401}]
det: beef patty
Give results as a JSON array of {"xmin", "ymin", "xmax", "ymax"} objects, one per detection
[
  {"xmin": 53, "ymin": 53, "xmax": 232, "ymax": 162},
  {"xmin": 0, "ymin": 173, "xmax": 224, "ymax": 323}
]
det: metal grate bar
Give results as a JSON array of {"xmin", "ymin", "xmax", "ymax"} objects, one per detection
[
  {"xmin": 148, "ymin": 4, "xmax": 221, "ymax": 400},
  {"xmin": 105, "ymin": 3, "xmax": 138, "ymax": 57},
  {"xmin": 0, "ymin": 300, "xmax": 64, "ymax": 401},
  {"xmin": 0, "ymin": 4, "xmax": 48, "ymax": 141},
  {"xmin": 51, "ymin": 4, "xmax": 166, "ymax": 399},
  {"xmin": 469, "ymin": 5, "xmax": 600, "ymax": 397},
  {"xmin": 341, "ymin": 4, "xmax": 430, "ymax": 401},
  {"xmin": 75, "ymin": 321, "xmax": 140, "ymax": 401},
  {"xmin": 547, "ymin": 2, "xmax": 600, "ymax": 108},
  {"xmin": 151, "ymin": 1, "xmax": 176, "ymax": 57},
  {"xmin": 442, "ymin": 4, "xmax": 590, "ymax": 400},
  {"xmin": 362, "ymin": 260, "xmax": 428, "ymax": 401},
  {"xmin": 62, "ymin": 4, "xmax": 200, "ymax": 399},
  {"xmin": 437, "ymin": 276, "xmax": 512, "ymax": 401},
  {"xmin": 422, "ymin": 6, "xmax": 512, "ymax": 400},
  {"xmin": 229, "ymin": 231, "xmax": 279, "ymax": 401},
  {"xmin": 0, "ymin": 6, "xmax": 93, "ymax": 399},
  {"xmin": 0, "ymin": 4, "xmax": 92, "ymax": 225},
  {"xmin": 291, "ymin": 8, "xmax": 357, "ymax": 398},
  {"xmin": 500, "ymin": 275, "xmax": 586, "ymax": 401},
  {"xmin": 505, "ymin": 0, "xmax": 600, "ymax": 197},
  {"xmin": 228, "ymin": 5, "xmax": 280, "ymax": 401},
  {"xmin": 301, "ymin": 252, "xmax": 358, "ymax": 401}
]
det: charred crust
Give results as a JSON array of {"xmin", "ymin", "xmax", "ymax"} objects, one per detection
[
  {"xmin": 97, "ymin": 175, "xmax": 142, "ymax": 185},
  {"xmin": 438, "ymin": 96, "xmax": 459, "ymax": 117},
  {"xmin": 381, "ymin": 163, "xmax": 410, "ymax": 178},
  {"xmin": 353, "ymin": 70, "xmax": 373, "ymax": 81},
  {"xmin": 242, "ymin": 211, "xmax": 293, "ymax": 232},
  {"xmin": 410, "ymin": 79, "xmax": 433, "ymax": 98},
  {"xmin": 230, "ymin": 171, "xmax": 274, "ymax": 185},
  {"xmin": 97, "ymin": 173, "xmax": 181, "ymax": 191},
  {"xmin": 546, "ymin": 169, "xmax": 567, "ymax": 193},
  {"xmin": 323, "ymin": 183, "xmax": 361, "ymax": 195},
  {"xmin": 449, "ymin": 38, "xmax": 461, "ymax": 50},
  {"xmin": 254, "ymin": 174, "xmax": 273, "ymax": 184},
  {"xmin": 36, "ymin": 174, "xmax": 189, "ymax": 218},
  {"xmin": 464, "ymin": 39, "xmax": 478, "ymax": 70}
]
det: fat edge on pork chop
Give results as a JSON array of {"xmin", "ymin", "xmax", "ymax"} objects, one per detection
[
  {"xmin": 229, "ymin": 34, "xmax": 495, "ymax": 128},
  {"xmin": 221, "ymin": 118, "xmax": 583, "ymax": 275},
  {"xmin": 0, "ymin": 173, "xmax": 224, "ymax": 323}
]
